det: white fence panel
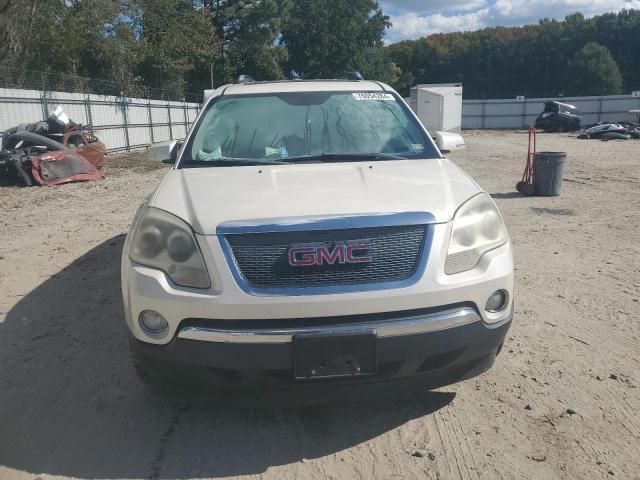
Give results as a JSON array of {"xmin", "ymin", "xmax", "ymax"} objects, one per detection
[
  {"xmin": 128, "ymin": 126, "xmax": 152, "ymax": 148},
  {"xmin": 150, "ymin": 105, "xmax": 170, "ymax": 125},
  {"xmin": 187, "ymin": 108, "xmax": 198, "ymax": 122},
  {"xmin": 171, "ymin": 124, "xmax": 187, "ymax": 140},
  {"xmin": 170, "ymin": 106, "xmax": 186, "ymax": 125},
  {"xmin": 91, "ymin": 102, "xmax": 124, "ymax": 127},
  {"xmin": 127, "ymin": 104, "xmax": 149, "ymax": 125},
  {"xmin": 463, "ymin": 94, "xmax": 640, "ymax": 129},
  {"xmin": 153, "ymin": 125, "xmax": 172, "ymax": 143},
  {"xmin": 94, "ymin": 127, "xmax": 127, "ymax": 151},
  {"xmin": 0, "ymin": 88, "xmax": 43, "ymax": 132},
  {"xmin": 0, "ymin": 87, "xmax": 201, "ymax": 152}
]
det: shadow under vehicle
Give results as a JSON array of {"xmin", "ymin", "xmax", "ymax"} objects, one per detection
[{"xmin": 0, "ymin": 235, "xmax": 455, "ymax": 479}]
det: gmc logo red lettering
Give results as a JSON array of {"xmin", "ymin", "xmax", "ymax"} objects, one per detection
[{"xmin": 288, "ymin": 242, "xmax": 372, "ymax": 267}]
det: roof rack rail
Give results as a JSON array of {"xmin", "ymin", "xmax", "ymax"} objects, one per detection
[
  {"xmin": 345, "ymin": 71, "xmax": 364, "ymax": 81},
  {"xmin": 236, "ymin": 74, "xmax": 256, "ymax": 84}
]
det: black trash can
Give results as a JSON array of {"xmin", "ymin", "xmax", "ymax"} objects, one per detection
[{"xmin": 535, "ymin": 152, "xmax": 567, "ymax": 196}]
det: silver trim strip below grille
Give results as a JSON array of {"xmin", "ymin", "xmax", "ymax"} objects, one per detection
[{"xmin": 177, "ymin": 307, "xmax": 480, "ymax": 344}]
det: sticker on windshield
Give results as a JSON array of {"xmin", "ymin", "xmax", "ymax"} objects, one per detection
[{"xmin": 352, "ymin": 92, "xmax": 395, "ymax": 101}]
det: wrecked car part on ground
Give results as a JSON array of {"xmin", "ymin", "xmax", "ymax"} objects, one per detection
[
  {"xmin": 0, "ymin": 132, "xmax": 103, "ymax": 186},
  {"xmin": 0, "ymin": 150, "xmax": 34, "ymax": 186},
  {"xmin": 1, "ymin": 106, "xmax": 106, "ymax": 186},
  {"xmin": 577, "ymin": 122, "xmax": 640, "ymax": 140},
  {"xmin": 30, "ymin": 150, "xmax": 103, "ymax": 186},
  {"xmin": 1, "ymin": 105, "xmax": 107, "ymax": 166},
  {"xmin": 2, "ymin": 106, "xmax": 78, "ymax": 146},
  {"xmin": 63, "ymin": 131, "xmax": 106, "ymax": 169},
  {"xmin": 0, "ymin": 132, "xmax": 69, "ymax": 187},
  {"xmin": 1, "ymin": 130, "xmax": 68, "ymax": 152}
]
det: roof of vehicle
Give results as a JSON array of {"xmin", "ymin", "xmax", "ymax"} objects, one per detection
[
  {"xmin": 545, "ymin": 100, "xmax": 578, "ymax": 110},
  {"xmin": 220, "ymin": 79, "xmax": 389, "ymax": 96}
]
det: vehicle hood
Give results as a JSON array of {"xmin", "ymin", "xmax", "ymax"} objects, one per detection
[{"xmin": 151, "ymin": 159, "xmax": 481, "ymax": 234}]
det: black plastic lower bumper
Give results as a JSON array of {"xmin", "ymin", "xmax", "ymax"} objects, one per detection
[{"xmin": 130, "ymin": 312, "xmax": 512, "ymax": 404}]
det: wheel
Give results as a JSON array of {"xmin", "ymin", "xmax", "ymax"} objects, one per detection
[
  {"xmin": 522, "ymin": 183, "xmax": 535, "ymax": 196},
  {"xmin": 556, "ymin": 125, "xmax": 565, "ymax": 133}
]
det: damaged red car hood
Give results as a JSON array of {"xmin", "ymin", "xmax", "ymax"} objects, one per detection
[{"xmin": 31, "ymin": 151, "xmax": 103, "ymax": 186}]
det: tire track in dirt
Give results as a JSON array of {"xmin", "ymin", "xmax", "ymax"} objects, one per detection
[
  {"xmin": 537, "ymin": 280, "xmax": 640, "ymax": 353},
  {"xmin": 591, "ymin": 382, "xmax": 640, "ymax": 440},
  {"xmin": 147, "ymin": 403, "xmax": 190, "ymax": 480},
  {"xmin": 433, "ymin": 407, "xmax": 477, "ymax": 480},
  {"xmin": 441, "ymin": 406, "xmax": 481, "ymax": 480},
  {"xmin": 568, "ymin": 319, "xmax": 640, "ymax": 354}
]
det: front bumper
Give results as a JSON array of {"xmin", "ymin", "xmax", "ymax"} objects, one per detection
[
  {"xmin": 122, "ymin": 225, "xmax": 514, "ymax": 345},
  {"xmin": 130, "ymin": 305, "xmax": 512, "ymax": 403}
]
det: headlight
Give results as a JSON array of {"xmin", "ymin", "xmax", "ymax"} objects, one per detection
[
  {"xmin": 130, "ymin": 207, "xmax": 211, "ymax": 289},
  {"xmin": 445, "ymin": 193, "xmax": 508, "ymax": 275}
]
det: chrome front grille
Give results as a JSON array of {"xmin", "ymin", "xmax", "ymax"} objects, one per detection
[{"xmin": 223, "ymin": 224, "xmax": 428, "ymax": 290}]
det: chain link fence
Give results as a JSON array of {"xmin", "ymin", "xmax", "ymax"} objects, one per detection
[
  {"xmin": 462, "ymin": 94, "xmax": 640, "ymax": 129},
  {"xmin": 0, "ymin": 66, "xmax": 204, "ymax": 104},
  {"xmin": 0, "ymin": 67, "xmax": 203, "ymax": 153}
]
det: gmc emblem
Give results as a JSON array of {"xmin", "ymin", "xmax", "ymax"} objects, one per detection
[{"xmin": 288, "ymin": 241, "xmax": 372, "ymax": 267}]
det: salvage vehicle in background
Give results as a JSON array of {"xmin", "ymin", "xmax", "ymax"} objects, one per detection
[
  {"xmin": 577, "ymin": 122, "xmax": 640, "ymax": 140},
  {"xmin": 534, "ymin": 101, "xmax": 582, "ymax": 133},
  {"xmin": 0, "ymin": 106, "xmax": 105, "ymax": 186},
  {"xmin": 121, "ymin": 77, "xmax": 514, "ymax": 404}
]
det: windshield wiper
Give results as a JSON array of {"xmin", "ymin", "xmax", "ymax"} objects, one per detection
[
  {"xmin": 287, "ymin": 152, "xmax": 409, "ymax": 163},
  {"xmin": 182, "ymin": 157, "xmax": 291, "ymax": 167}
]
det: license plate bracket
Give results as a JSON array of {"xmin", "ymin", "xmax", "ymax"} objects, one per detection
[{"xmin": 293, "ymin": 331, "xmax": 377, "ymax": 380}]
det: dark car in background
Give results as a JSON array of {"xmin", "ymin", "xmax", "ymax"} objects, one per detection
[{"xmin": 534, "ymin": 101, "xmax": 581, "ymax": 132}]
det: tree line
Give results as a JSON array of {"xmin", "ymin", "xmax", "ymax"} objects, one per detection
[
  {"xmin": 388, "ymin": 11, "xmax": 640, "ymax": 99},
  {"xmin": 0, "ymin": 1, "xmax": 638, "ymax": 101}
]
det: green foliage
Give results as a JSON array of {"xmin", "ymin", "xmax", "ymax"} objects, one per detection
[
  {"xmin": 0, "ymin": 2, "xmax": 639, "ymax": 100},
  {"xmin": 387, "ymin": 9, "xmax": 640, "ymax": 98},
  {"xmin": 281, "ymin": 0, "xmax": 392, "ymax": 80},
  {"xmin": 205, "ymin": 0, "xmax": 293, "ymax": 84},
  {"xmin": 133, "ymin": 0, "xmax": 219, "ymax": 96},
  {"xmin": 0, "ymin": 0, "xmax": 144, "ymax": 94},
  {"xmin": 360, "ymin": 48, "xmax": 400, "ymax": 86},
  {"xmin": 567, "ymin": 42, "xmax": 623, "ymax": 95}
]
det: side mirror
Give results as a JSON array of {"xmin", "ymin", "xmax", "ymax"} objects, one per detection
[
  {"xmin": 165, "ymin": 140, "xmax": 183, "ymax": 164},
  {"xmin": 433, "ymin": 131, "xmax": 465, "ymax": 154}
]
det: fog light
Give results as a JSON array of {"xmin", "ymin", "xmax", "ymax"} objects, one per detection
[
  {"xmin": 139, "ymin": 310, "xmax": 168, "ymax": 333},
  {"xmin": 485, "ymin": 290, "xmax": 509, "ymax": 313}
]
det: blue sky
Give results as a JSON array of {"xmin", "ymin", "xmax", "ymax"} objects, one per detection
[{"xmin": 380, "ymin": 0, "xmax": 640, "ymax": 43}]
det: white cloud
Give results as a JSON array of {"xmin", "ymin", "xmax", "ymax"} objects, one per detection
[
  {"xmin": 385, "ymin": 10, "xmax": 490, "ymax": 42},
  {"xmin": 382, "ymin": 0, "xmax": 640, "ymax": 42},
  {"xmin": 382, "ymin": 0, "xmax": 488, "ymax": 14}
]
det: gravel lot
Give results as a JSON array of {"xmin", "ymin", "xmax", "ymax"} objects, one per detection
[{"xmin": 0, "ymin": 131, "xmax": 638, "ymax": 480}]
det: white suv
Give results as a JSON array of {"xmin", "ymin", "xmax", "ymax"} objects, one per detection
[{"xmin": 121, "ymin": 79, "xmax": 513, "ymax": 403}]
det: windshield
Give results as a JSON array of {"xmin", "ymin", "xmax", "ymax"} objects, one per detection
[{"xmin": 179, "ymin": 91, "xmax": 439, "ymax": 167}]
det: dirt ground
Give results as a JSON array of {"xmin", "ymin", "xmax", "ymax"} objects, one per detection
[{"xmin": 0, "ymin": 131, "xmax": 638, "ymax": 480}]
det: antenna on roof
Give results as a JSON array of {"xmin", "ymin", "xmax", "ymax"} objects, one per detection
[
  {"xmin": 236, "ymin": 74, "xmax": 256, "ymax": 84},
  {"xmin": 346, "ymin": 71, "xmax": 364, "ymax": 81}
]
